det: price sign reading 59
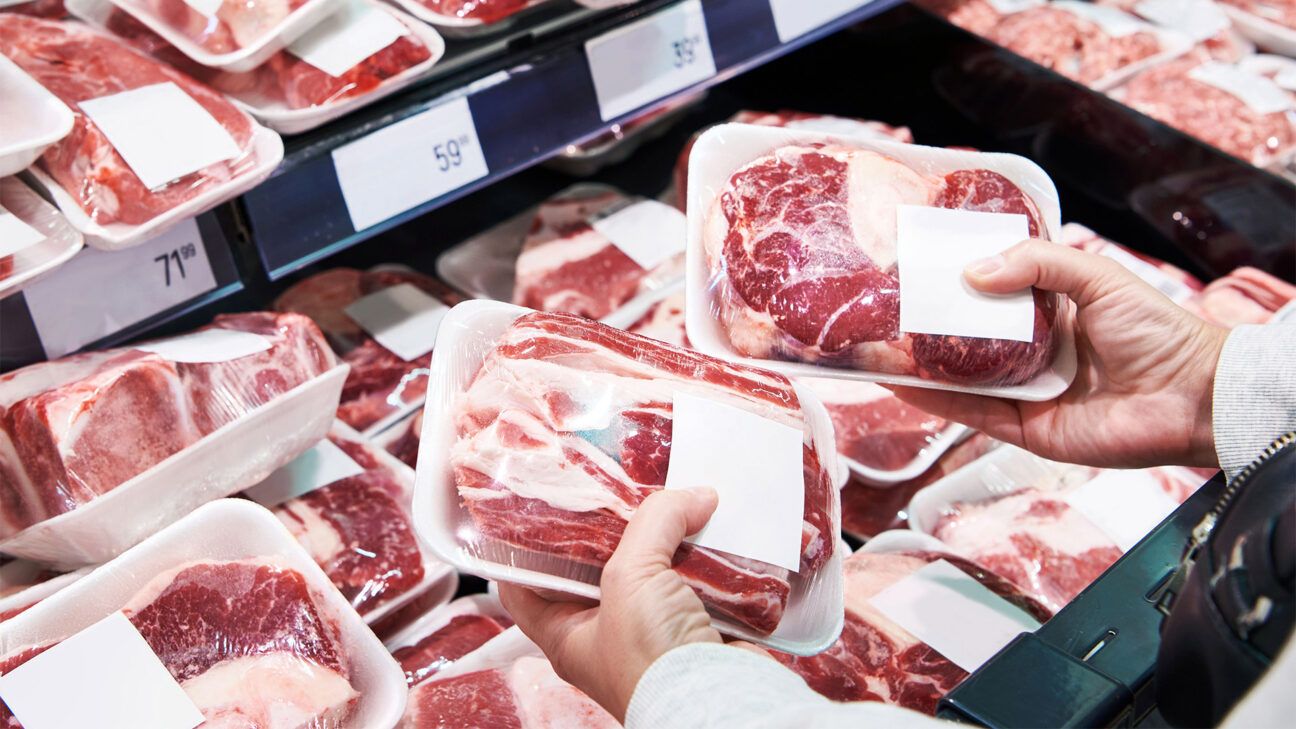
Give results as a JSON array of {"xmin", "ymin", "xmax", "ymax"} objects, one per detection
[
  {"xmin": 433, "ymin": 135, "xmax": 468, "ymax": 172},
  {"xmin": 586, "ymin": 0, "xmax": 716, "ymax": 121}
]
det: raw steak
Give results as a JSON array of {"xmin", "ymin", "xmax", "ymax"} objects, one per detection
[
  {"xmin": 1184, "ymin": 266, "xmax": 1296, "ymax": 326},
  {"xmin": 0, "ymin": 15, "xmax": 265, "ymax": 226},
  {"xmin": 0, "ymin": 559, "xmax": 358, "ymax": 728},
  {"xmin": 626, "ymin": 289, "xmax": 690, "ymax": 348},
  {"xmin": 1218, "ymin": 0, "xmax": 1296, "ymax": 28},
  {"xmin": 771, "ymin": 550, "xmax": 1052, "ymax": 714},
  {"xmin": 393, "ymin": 614, "xmax": 510, "ymax": 686},
  {"xmin": 121, "ymin": 0, "xmax": 309, "ymax": 53},
  {"xmin": 414, "ymin": 0, "xmax": 538, "ymax": 23},
  {"xmin": 0, "ymin": 312, "xmax": 335, "ymax": 539},
  {"xmin": 275, "ymin": 267, "xmax": 460, "ymax": 431},
  {"xmin": 403, "ymin": 656, "xmax": 618, "ymax": 728},
  {"xmin": 269, "ymin": 427, "xmax": 428, "ymax": 616},
  {"xmin": 451, "ymin": 312, "xmax": 837, "ymax": 634},
  {"xmin": 1, "ymin": 0, "xmax": 66, "ymax": 18},
  {"xmin": 703, "ymin": 143, "xmax": 1057, "ymax": 385},
  {"xmin": 802, "ymin": 378, "xmax": 952, "ymax": 472},
  {"xmin": 512, "ymin": 187, "xmax": 684, "ymax": 320},
  {"xmin": 987, "ymin": 5, "xmax": 1163, "ymax": 86},
  {"xmin": 1059, "ymin": 223, "xmax": 1204, "ymax": 303}
]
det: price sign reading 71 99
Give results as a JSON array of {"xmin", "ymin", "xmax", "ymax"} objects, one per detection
[{"xmin": 585, "ymin": 0, "xmax": 716, "ymax": 122}]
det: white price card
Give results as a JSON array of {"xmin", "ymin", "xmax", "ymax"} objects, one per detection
[
  {"xmin": 896, "ymin": 206, "xmax": 1033, "ymax": 342},
  {"xmin": 289, "ymin": 0, "xmax": 407, "ymax": 78},
  {"xmin": 344, "ymin": 282, "xmax": 450, "ymax": 361},
  {"xmin": 768, "ymin": 0, "xmax": 870, "ymax": 42},
  {"xmin": 245, "ymin": 439, "xmax": 365, "ymax": 507},
  {"xmin": 78, "ymin": 82, "xmax": 241, "ymax": 191},
  {"xmin": 0, "ymin": 612, "xmax": 204, "ymax": 729},
  {"xmin": 1133, "ymin": 0, "xmax": 1229, "ymax": 42},
  {"xmin": 183, "ymin": 0, "xmax": 223, "ymax": 18},
  {"xmin": 1065, "ymin": 470, "xmax": 1179, "ymax": 551},
  {"xmin": 1189, "ymin": 62, "xmax": 1293, "ymax": 115},
  {"xmin": 0, "ymin": 211, "xmax": 45, "ymax": 257},
  {"xmin": 869, "ymin": 559, "xmax": 1042, "ymax": 673},
  {"xmin": 23, "ymin": 218, "xmax": 217, "ymax": 359},
  {"xmin": 585, "ymin": 0, "xmax": 716, "ymax": 122},
  {"xmin": 664, "ymin": 392, "xmax": 805, "ymax": 572},
  {"xmin": 591, "ymin": 199, "xmax": 687, "ymax": 270},
  {"xmin": 333, "ymin": 97, "xmax": 489, "ymax": 232},
  {"xmin": 135, "ymin": 329, "xmax": 271, "ymax": 363}
]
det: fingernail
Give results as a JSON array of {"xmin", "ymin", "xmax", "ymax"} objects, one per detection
[
  {"xmin": 688, "ymin": 486, "xmax": 719, "ymax": 504},
  {"xmin": 966, "ymin": 254, "xmax": 1004, "ymax": 277}
]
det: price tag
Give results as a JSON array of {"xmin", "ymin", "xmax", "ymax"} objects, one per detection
[
  {"xmin": 585, "ymin": 0, "xmax": 716, "ymax": 122},
  {"xmin": 344, "ymin": 283, "xmax": 449, "ymax": 361},
  {"xmin": 23, "ymin": 218, "xmax": 217, "ymax": 359},
  {"xmin": 1065, "ymin": 470, "xmax": 1179, "ymax": 551},
  {"xmin": 0, "ymin": 211, "xmax": 45, "ymax": 257},
  {"xmin": 289, "ymin": 0, "xmax": 407, "ymax": 78},
  {"xmin": 332, "ymin": 97, "xmax": 489, "ymax": 232},
  {"xmin": 768, "ymin": 0, "xmax": 870, "ymax": 42},
  {"xmin": 590, "ymin": 199, "xmax": 687, "ymax": 271}
]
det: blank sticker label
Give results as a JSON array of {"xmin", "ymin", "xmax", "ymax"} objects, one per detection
[
  {"xmin": 245, "ymin": 439, "xmax": 365, "ymax": 507},
  {"xmin": 1189, "ymin": 62, "xmax": 1293, "ymax": 115},
  {"xmin": 289, "ymin": 0, "xmax": 407, "ymax": 78},
  {"xmin": 134, "ymin": 329, "xmax": 271, "ymax": 363},
  {"xmin": 345, "ymin": 282, "xmax": 449, "ymax": 361},
  {"xmin": 591, "ymin": 200, "xmax": 687, "ymax": 271},
  {"xmin": 1066, "ymin": 470, "xmax": 1179, "ymax": 551},
  {"xmin": 0, "ymin": 211, "xmax": 44, "ymax": 257}
]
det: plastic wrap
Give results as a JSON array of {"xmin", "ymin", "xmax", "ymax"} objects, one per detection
[
  {"xmin": 0, "ymin": 311, "xmax": 346, "ymax": 566},
  {"xmin": 1183, "ymin": 265, "xmax": 1296, "ymax": 326},
  {"xmin": 1059, "ymin": 223, "xmax": 1204, "ymax": 303},
  {"xmin": 1217, "ymin": 0, "xmax": 1296, "ymax": 54},
  {"xmin": 625, "ymin": 284, "xmax": 690, "ymax": 348},
  {"xmin": 686, "ymin": 123, "xmax": 1076, "ymax": 399},
  {"xmin": 913, "ymin": 0, "xmax": 1044, "ymax": 36},
  {"xmin": 0, "ymin": 54, "xmax": 73, "ymax": 179},
  {"xmin": 274, "ymin": 266, "xmax": 462, "ymax": 434},
  {"xmin": 0, "ymin": 15, "xmax": 282, "ymax": 249},
  {"xmin": 0, "ymin": 177, "xmax": 82, "ymax": 299},
  {"xmin": 385, "ymin": 593, "xmax": 512, "ymax": 686},
  {"xmin": 0, "ymin": 562, "xmax": 87, "ymax": 623},
  {"xmin": 768, "ymin": 538, "xmax": 1052, "ymax": 715},
  {"xmin": 414, "ymin": 301, "xmax": 845, "ymax": 652},
  {"xmin": 908, "ymin": 445, "xmax": 1208, "ymax": 611},
  {"xmin": 1098, "ymin": 0, "xmax": 1255, "ymax": 60},
  {"xmin": 0, "ymin": 500, "xmax": 405, "ymax": 728}
]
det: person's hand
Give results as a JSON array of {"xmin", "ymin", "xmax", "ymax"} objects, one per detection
[
  {"xmin": 891, "ymin": 239, "xmax": 1228, "ymax": 469},
  {"xmin": 498, "ymin": 488, "xmax": 722, "ymax": 722}
]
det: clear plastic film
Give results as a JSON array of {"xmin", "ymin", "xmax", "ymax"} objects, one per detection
[
  {"xmin": 687, "ymin": 123, "xmax": 1076, "ymax": 398},
  {"xmin": 0, "ymin": 312, "xmax": 344, "ymax": 565},
  {"xmin": 0, "ymin": 500, "xmax": 406, "ymax": 728},
  {"xmin": 385, "ymin": 593, "xmax": 513, "ymax": 687},
  {"xmin": 274, "ymin": 266, "xmax": 462, "ymax": 433},
  {"xmin": 414, "ymin": 301, "xmax": 845, "ymax": 653},
  {"xmin": 768, "ymin": 540, "xmax": 1053, "ymax": 715},
  {"xmin": 625, "ymin": 285, "xmax": 690, "ymax": 348},
  {"xmin": 1183, "ymin": 266, "xmax": 1296, "ymax": 326},
  {"xmin": 0, "ymin": 177, "xmax": 82, "ymax": 298}
]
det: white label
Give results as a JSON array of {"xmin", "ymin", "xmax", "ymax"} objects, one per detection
[
  {"xmin": 591, "ymin": 200, "xmax": 687, "ymax": 271},
  {"xmin": 0, "ymin": 212, "xmax": 44, "ymax": 257},
  {"xmin": 23, "ymin": 218, "xmax": 216, "ymax": 359},
  {"xmin": 134, "ymin": 328, "xmax": 271, "ymax": 363},
  {"xmin": 663, "ymin": 392, "xmax": 805, "ymax": 572},
  {"xmin": 983, "ymin": 0, "xmax": 1044, "ymax": 14},
  {"xmin": 585, "ymin": 0, "xmax": 716, "ymax": 122},
  {"xmin": 869, "ymin": 559, "xmax": 1041, "ymax": 673},
  {"xmin": 1098, "ymin": 245, "xmax": 1196, "ymax": 304},
  {"xmin": 1133, "ymin": 0, "xmax": 1228, "ymax": 41},
  {"xmin": 0, "ymin": 613, "xmax": 203, "ymax": 729},
  {"xmin": 78, "ymin": 83, "xmax": 241, "ymax": 191},
  {"xmin": 289, "ymin": 0, "xmax": 407, "ymax": 78},
  {"xmin": 1189, "ymin": 62, "xmax": 1293, "ymax": 115},
  {"xmin": 1056, "ymin": 1, "xmax": 1147, "ymax": 37},
  {"xmin": 896, "ymin": 206, "xmax": 1034, "ymax": 342},
  {"xmin": 1065, "ymin": 470, "xmax": 1179, "ymax": 551},
  {"xmin": 768, "ymin": 0, "xmax": 869, "ymax": 42},
  {"xmin": 245, "ymin": 439, "xmax": 365, "ymax": 507},
  {"xmin": 183, "ymin": 0, "xmax": 223, "ymax": 18},
  {"xmin": 344, "ymin": 282, "xmax": 449, "ymax": 361},
  {"xmin": 333, "ymin": 97, "xmax": 489, "ymax": 232}
]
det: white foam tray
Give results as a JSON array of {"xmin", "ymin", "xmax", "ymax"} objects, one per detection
[
  {"xmin": 0, "ymin": 176, "xmax": 83, "ymax": 300},
  {"xmin": 1048, "ymin": 2, "xmax": 1195, "ymax": 92},
  {"xmin": 1221, "ymin": 4, "xmax": 1296, "ymax": 56},
  {"xmin": 384, "ymin": 0, "xmax": 547, "ymax": 37},
  {"xmin": 412, "ymin": 299, "xmax": 845, "ymax": 656},
  {"xmin": 0, "ymin": 499, "xmax": 407, "ymax": 727},
  {"xmin": 684, "ymin": 123, "xmax": 1078, "ymax": 402},
  {"xmin": 0, "ymin": 55, "xmax": 74, "ymax": 179},
  {"xmin": 857, "ymin": 528, "xmax": 950, "ymax": 555},
  {"xmin": 0, "ymin": 364, "xmax": 348, "ymax": 568}
]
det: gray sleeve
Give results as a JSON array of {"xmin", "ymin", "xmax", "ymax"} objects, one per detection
[
  {"xmin": 1212, "ymin": 323, "xmax": 1296, "ymax": 479},
  {"xmin": 625, "ymin": 643, "xmax": 947, "ymax": 729}
]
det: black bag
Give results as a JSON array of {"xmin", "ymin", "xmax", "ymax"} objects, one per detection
[{"xmin": 1157, "ymin": 432, "xmax": 1296, "ymax": 726}]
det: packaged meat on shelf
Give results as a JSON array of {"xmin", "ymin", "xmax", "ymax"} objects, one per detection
[
  {"xmin": 0, "ymin": 0, "xmax": 69, "ymax": 17},
  {"xmin": 912, "ymin": 0, "xmax": 1045, "ymax": 36},
  {"xmin": 1101, "ymin": 0, "xmax": 1255, "ymax": 60},
  {"xmin": 0, "ymin": 561, "xmax": 88, "ymax": 623},
  {"xmin": 436, "ymin": 183, "xmax": 688, "ymax": 328},
  {"xmin": 274, "ymin": 265, "xmax": 463, "ymax": 434},
  {"xmin": 385, "ymin": 593, "xmax": 512, "ymax": 686},
  {"xmin": 1183, "ymin": 265, "xmax": 1296, "ymax": 325},
  {"xmin": 1217, "ymin": 0, "xmax": 1296, "ymax": 54},
  {"xmin": 71, "ymin": 0, "xmax": 446, "ymax": 135},
  {"xmin": 685, "ymin": 123, "xmax": 1077, "ymax": 399},
  {"xmin": 384, "ymin": 0, "xmax": 547, "ymax": 36},
  {"xmin": 415, "ymin": 301, "xmax": 845, "ymax": 652},
  {"xmin": 625, "ymin": 285, "xmax": 690, "ymax": 348},
  {"xmin": 244, "ymin": 421, "xmax": 455, "ymax": 624},
  {"xmin": 0, "ymin": 14, "xmax": 283, "ymax": 250},
  {"xmin": 0, "ymin": 311, "xmax": 347, "ymax": 566},
  {"xmin": 0, "ymin": 54, "xmax": 73, "ymax": 179},
  {"xmin": 907, "ymin": 444, "xmax": 1209, "ymax": 611},
  {"xmin": 0, "ymin": 499, "xmax": 407, "ymax": 728},
  {"xmin": 0, "ymin": 176, "xmax": 82, "ymax": 299}
]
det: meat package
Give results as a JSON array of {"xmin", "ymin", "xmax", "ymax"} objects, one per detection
[
  {"xmin": 417, "ymin": 301, "xmax": 844, "ymax": 651},
  {"xmin": 913, "ymin": 0, "xmax": 1044, "ymax": 36},
  {"xmin": 1183, "ymin": 265, "xmax": 1296, "ymax": 326},
  {"xmin": 275, "ymin": 266, "xmax": 462, "ymax": 433},
  {"xmin": 385, "ymin": 594, "xmax": 512, "ymax": 686},
  {"xmin": 1059, "ymin": 223, "xmax": 1204, "ymax": 303},
  {"xmin": 0, "ymin": 500, "xmax": 406, "ymax": 728},
  {"xmin": 0, "ymin": 177, "xmax": 82, "ymax": 300},
  {"xmin": 1096, "ymin": 0, "xmax": 1254, "ymax": 61},
  {"xmin": 770, "ymin": 539, "xmax": 1052, "ymax": 715},
  {"xmin": 686, "ymin": 123, "xmax": 1075, "ymax": 397},
  {"xmin": 1217, "ymin": 0, "xmax": 1296, "ymax": 54},
  {"xmin": 908, "ymin": 445, "xmax": 1207, "ymax": 610},
  {"xmin": 0, "ymin": 15, "xmax": 282, "ymax": 248},
  {"xmin": 0, "ymin": 311, "xmax": 347, "ymax": 566},
  {"xmin": 0, "ymin": 53, "xmax": 73, "ymax": 179},
  {"xmin": 626, "ymin": 287, "xmax": 690, "ymax": 348},
  {"xmin": 249, "ymin": 422, "xmax": 453, "ymax": 623},
  {"xmin": 385, "ymin": 0, "xmax": 546, "ymax": 33}
]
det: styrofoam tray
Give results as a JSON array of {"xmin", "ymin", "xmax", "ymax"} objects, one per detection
[
  {"xmin": 412, "ymin": 299, "xmax": 846, "ymax": 655},
  {"xmin": 857, "ymin": 528, "xmax": 950, "ymax": 555},
  {"xmin": 0, "ymin": 566, "xmax": 92, "ymax": 621},
  {"xmin": 1049, "ymin": 2, "xmax": 1195, "ymax": 92},
  {"xmin": 108, "ymin": 0, "xmax": 345, "ymax": 71},
  {"xmin": 0, "ymin": 176, "xmax": 83, "ymax": 300},
  {"xmin": 0, "ymin": 364, "xmax": 348, "ymax": 568},
  {"xmin": 383, "ymin": 592, "xmax": 509, "ymax": 655},
  {"xmin": 0, "ymin": 55, "xmax": 74, "ymax": 179},
  {"xmin": 0, "ymin": 499, "xmax": 407, "ymax": 726},
  {"xmin": 383, "ymin": 0, "xmax": 547, "ymax": 37},
  {"xmin": 1221, "ymin": 4, "xmax": 1296, "ymax": 55},
  {"xmin": 684, "ymin": 123, "xmax": 1078, "ymax": 402}
]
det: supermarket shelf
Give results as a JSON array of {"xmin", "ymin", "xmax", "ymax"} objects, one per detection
[{"xmin": 241, "ymin": 0, "xmax": 904, "ymax": 279}]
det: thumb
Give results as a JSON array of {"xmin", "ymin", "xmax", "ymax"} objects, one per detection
[
  {"xmin": 607, "ymin": 488, "xmax": 719, "ymax": 573},
  {"xmin": 964, "ymin": 239, "xmax": 1131, "ymax": 309}
]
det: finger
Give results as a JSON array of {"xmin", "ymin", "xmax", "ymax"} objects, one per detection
[
  {"xmin": 498, "ymin": 582, "xmax": 590, "ymax": 656},
  {"xmin": 888, "ymin": 385, "xmax": 1027, "ymax": 448},
  {"xmin": 607, "ymin": 488, "xmax": 718, "ymax": 574},
  {"xmin": 964, "ymin": 239, "xmax": 1134, "ymax": 308}
]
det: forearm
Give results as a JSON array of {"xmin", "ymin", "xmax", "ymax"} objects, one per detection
[{"xmin": 1212, "ymin": 324, "xmax": 1296, "ymax": 478}]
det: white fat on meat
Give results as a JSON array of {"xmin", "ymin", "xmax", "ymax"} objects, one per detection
[
  {"xmin": 842, "ymin": 148, "xmax": 940, "ymax": 273},
  {"xmin": 508, "ymin": 657, "xmax": 620, "ymax": 729},
  {"xmin": 514, "ymin": 227, "xmax": 618, "ymax": 299},
  {"xmin": 934, "ymin": 486, "xmax": 1118, "ymax": 560},
  {"xmin": 275, "ymin": 501, "xmax": 345, "ymax": 566},
  {"xmin": 844, "ymin": 552, "xmax": 940, "ymax": 656},
  {"xmin": 181, "ymin": 652, "xmax": 357, "ymax": 729}
]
